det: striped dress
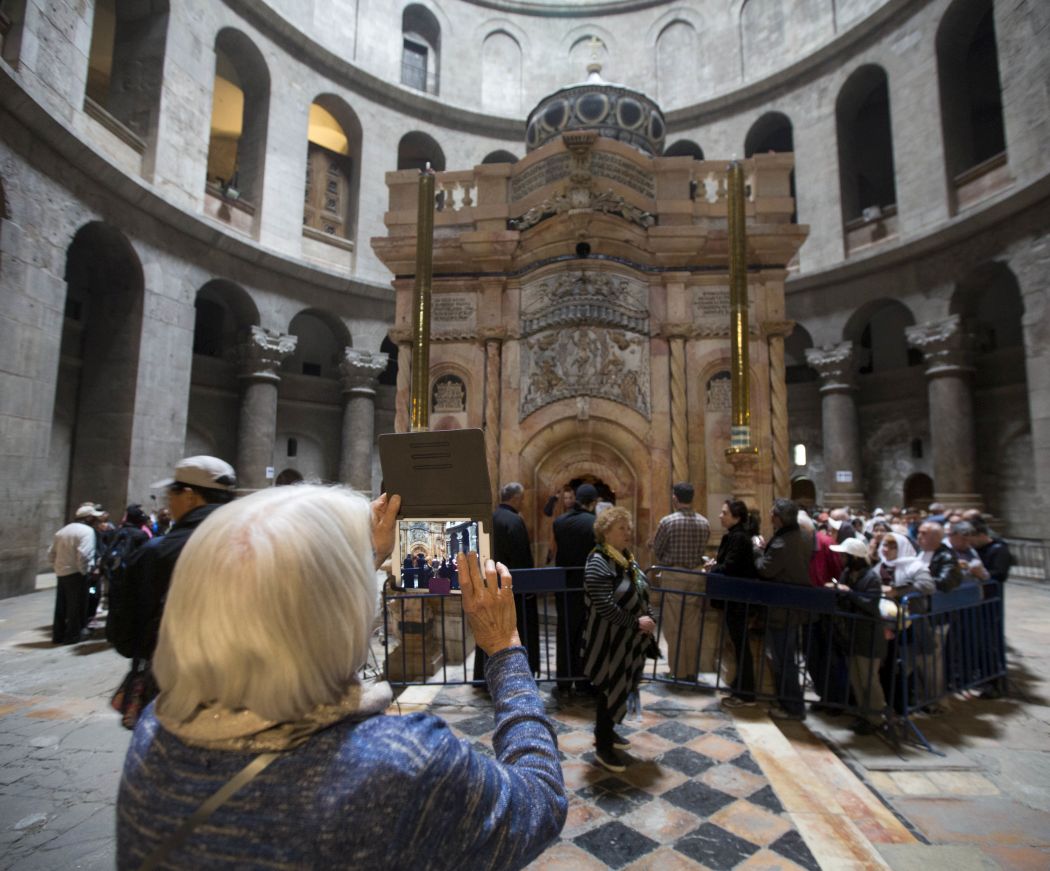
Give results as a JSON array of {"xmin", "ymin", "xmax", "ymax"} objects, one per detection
[{"xmin": 581, "ymin": 547, "xmax": 654, "ymax": 723}]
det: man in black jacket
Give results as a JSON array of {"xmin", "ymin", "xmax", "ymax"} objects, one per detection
[
  {"xmin": 553, "ymin": 483, "xmax": 598, "ymax": 692},
  {"xmin": 914, "ymin": 520, "xmax": 961, "ymax": 709},
  {"xmin": 754, "ymin": 498, "xmax": 812, "ymax": 720},
  {"xmin": 473, "ymin": 482, "xmax": 538, "ymax": 683},
  {"xmin": 108, "ymin": 456, "xmax": 237, "ymax": 662}
]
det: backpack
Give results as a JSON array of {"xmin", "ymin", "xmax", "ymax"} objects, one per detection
[{"xmin": 104, "ymin": 529, "xmax": 143, "ymax": 657}]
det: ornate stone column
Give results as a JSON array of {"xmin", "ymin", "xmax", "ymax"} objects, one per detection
[
  {"xmin": 339, "ymin": 348, "xmax": 388, "ymax": 493},
  {"xmin": 805, "ymin": 341, "xmax": 866, "ymax": 508},
  {"xmin": 906, "ymin": 314, "xmax": 983, "ymax": 511},
  {"xmin": 482, "ymin": 331, "xmax": 503, "ymax": 499},
  {"xmin": 766, "ymin": 321, "xmax": 795, "ymax": 499},
  {"xmin": 237, "ymin": 326, "xmax": 297, "ymax": 490}
]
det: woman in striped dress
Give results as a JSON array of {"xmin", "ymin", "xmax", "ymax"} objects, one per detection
[{"xmin": 581, "ymin": 506, "xmax": 657, "ymax": 772}]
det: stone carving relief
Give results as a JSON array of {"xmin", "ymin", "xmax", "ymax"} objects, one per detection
[
  {"xmin": 520, "ymin": 270, "xmax": 649, "ymax": 336},
  {"xmin": 432, "ymin": 374, "xmax": 467, "ymax": 414},
  {"xmin": 705, "ymin": 371, "xmax": 732, "ymax": 412},
  {"xmin": 520, "ymin": 326, "xmax": 650, "ymax": 420}
]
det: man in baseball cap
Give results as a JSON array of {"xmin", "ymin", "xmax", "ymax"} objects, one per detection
[
  {"xmin": 49, "ymin": 502, "xmax": 106, "ymax": 643},
  {"xmin": 107, "ymin": 457, "xmax": 237, "ymax": 680}
]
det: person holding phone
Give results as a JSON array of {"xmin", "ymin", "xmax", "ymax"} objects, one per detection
[{"xmin": 117, "ymin": 485, "xmax": 566, "ymax": 870}]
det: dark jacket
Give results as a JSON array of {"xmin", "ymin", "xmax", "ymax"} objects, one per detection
[
  {"xmin": 925, "ymin": 543, "xmax": 962, "ymax": 592},
  {"xmin": 755, "ymin": 523, "xmax": 813, "ymax": 629},
  {"xmin": 553, "ymin": 505, "xmax": 596, "ymax": 586},
  {"xmin": 110, "ymin": 504, "xmax": 224, "ymax": 660},
  {"xmin": 492, "ymin": 504, "xmax": 534, "ymax": 570},
  {"xmin": 833, "ymin": 560, "xmax": 887, "ymax": 658},
  {"xmin": 711, "ymin": 524, "xmax": 758, "ymax": 578},
  {"xmin": 976, "ymin": 538, "xmax": 1011, "ymax": 583}
]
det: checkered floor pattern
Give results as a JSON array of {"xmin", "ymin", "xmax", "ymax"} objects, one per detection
[{"xmin": 428, "ymin": 682, "xmax": 820, "ymax": 870}]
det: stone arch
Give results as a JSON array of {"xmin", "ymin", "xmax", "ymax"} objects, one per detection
[
  {"xmin": 430, "ymin": 361, "xmax": 471, "ymax": 430},
  {"xmin": 563, "ymin": 24, "xmax": 616, "ymax": 82},
  {"xmin": 481, "ymin": 30, "xmax": 522, "ymax": 115},
  {"xmin": 206, "ymin": 28, "xmax": 270, "ymax": 208},
  {"xmin": 790, "ymin": 476, "xmax": 817, "ymax": 508},
  {"xmin": 521, "ymin": 417, "xmax": 649, "ymax": 559},
  {"xmin": 785, "ymin": 323, "xmax": 817, "ymax": 383},
  {"xmin": 843, "ymin": 298, "xmax": 918, "ymax": 374},
  {"xmin": 192, "ymin": 279, "xmax": 259, "ymax": 359},
  {"xmin": 85, "ymin": 0, "xmax": 170, "ymax": 142},
  {"xmin": 481, "ymin": 150, "xmax": 518, "ymax": 165},
  {"xmin": 655, "ymin": 19, "xmax": 699, "ymax": 110},
  {"xmin": 275, "ymin": 468, "xmax": 304, "ymax": 486},
  {"xmin": 836, "ymin": 64, "xmax": 897, "ymax": 224},
  {"xmin": 663, "ymin": 139, "xmax": 704, "ymax": 160},
  {"xmin": 401, "ymin": 3, "xmax": 441, "ymax": 95},
  {"xmin": 745, "ymin": 111, "xmax": 796, "ymax": 221},
  {"xmin": 305, "ymin": 94, "xmax": 363, "ymax": 242},
  {"xmin": 1, "ymin": 0, "xmax": 27, "ymax": 65},
  {"xmin": 50, "ymin": 222, "xmax": 145, "ymax": 527},
  {"xmin": 397, "ymin": 131, "xmax": 446, "ymax": 171},
  {"xmin": 936, "ymin": 0, "xmax": 1006, "ymax": 183},
  {"xmin": 950, "ymin": 261, "xmax": 1024, "ymax": 353},
  {"xmin": 903, "ymin": 472, "xmax": 934, "ymax": 510},
  {"xmin": 273, "ymin": 430, "xmax": 326, "ymax": 480},
  {"xmin": 284, "ymin": 308, "xmax": 351, "ymax": 379}
]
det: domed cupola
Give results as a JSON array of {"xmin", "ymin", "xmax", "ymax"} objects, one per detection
[{"xmin": 525, "ymin": 56, "xmax": 666, "ymax": 157}]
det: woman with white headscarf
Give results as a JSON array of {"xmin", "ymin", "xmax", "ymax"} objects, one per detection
[{"xmin": 877, "ymin": 533, "xmax": 933, "ymax": 596}]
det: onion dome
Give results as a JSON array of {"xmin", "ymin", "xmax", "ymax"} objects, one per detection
[{"xmin": 525, "ymin": 60, "xmax": 666, "ymax": 156}]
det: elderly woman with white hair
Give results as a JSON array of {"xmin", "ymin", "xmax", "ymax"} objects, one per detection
[{"xmin": 116, "ymin": 485, "xmax": 566, "ymax": 870}]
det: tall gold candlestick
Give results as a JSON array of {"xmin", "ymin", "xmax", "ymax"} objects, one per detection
[
  {"xmin": 410, "ymin": 168, "xmax": 436, "ymax": 432},
  {"xmin": 726, "ymin": 160, "xmax": 755, "ymax": 455}
]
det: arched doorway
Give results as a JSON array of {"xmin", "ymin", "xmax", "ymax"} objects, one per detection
[
  {"xmin": 275, "ymin": 468, "xmax": 303, "ymax": 486},
  {"xmin": 46, "ymin": 223, "xmax": 144, "ymax": 539},
  {"xmin": 903, "ymin": 473, "xmax": 934, "ymax": 510},
  {"xmin": 790, "ymin": 477, "xmax": 816, "ymax": 509}
]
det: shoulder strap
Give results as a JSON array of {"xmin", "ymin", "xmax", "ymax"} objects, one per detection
[{"xmin": 139, "ymin": 751, "xmax": 280, "ymax": 871}]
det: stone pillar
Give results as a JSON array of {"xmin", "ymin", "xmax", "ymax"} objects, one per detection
[
  {"xmin": 906, "ymin": 315, "xmax": 983, "ymax": 511},
  {"xmin": 395, "ymin": 340, "xmax": 411, "ymax": 434},
  {"xmin": 805, "ymin": 341, "xmax": 866, "ymax": 508},
  {"xmin": 482, "ymin": 334, "xmax": 503, "ymax": 499},
  {"xmin": 668, "ymin": 334, "xmax": 689, "ymax": 484},
  {"xmin": 237, "ymin": 327, "xmax": 296, "ymax": 490},
  {"xmin": 766, "ymin": 321, "xmax": 794, "ymax": 499},
  {"xmin": 339, "ymin": 348, "xmax": 388, "ymax": 493}
]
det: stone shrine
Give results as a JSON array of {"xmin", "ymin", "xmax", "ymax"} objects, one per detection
[{"xmin": 373, "ymin": 67, "xmax": 807, "ymax": 563}]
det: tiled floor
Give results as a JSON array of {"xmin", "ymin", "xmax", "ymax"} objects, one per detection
[{"xmin": 429, "ymin": 682, "xmax": 820, "ymax": 870}]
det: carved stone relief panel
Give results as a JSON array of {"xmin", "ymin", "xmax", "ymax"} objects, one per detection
[
  {"xmin": 520, "ymin": 270, "xmax": 649, "ymax": 336},
  {"xmin": 520, "ymin": 326, "xmax": 650, "ymax": 420},
  {"xmin": 432, "ymin": 374, "xmax": 467, "ymax": 414},
  {"xmin": 692, "ymin": 285, "xmax": 757, "ymax": 335}
]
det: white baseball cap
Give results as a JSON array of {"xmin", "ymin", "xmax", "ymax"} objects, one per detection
[{"xmin": 152, "ymin": 456, "xmax": 237, "ymax": 492}]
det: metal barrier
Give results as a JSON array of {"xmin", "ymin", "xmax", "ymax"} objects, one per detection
[
  {"xmin": 1002, "ymin": 537, "xmax": 1049, "ymax": 582},
  {"xmin": 381, "ymin": 565, "xmax": 1006, "ymax": 753}
]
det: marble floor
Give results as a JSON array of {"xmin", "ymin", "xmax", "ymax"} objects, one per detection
[{"xmin": 1, "ymin": 579, "xmax": 1048, "ymax": 869}]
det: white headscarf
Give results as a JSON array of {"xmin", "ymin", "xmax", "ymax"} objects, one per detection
[{"xmin": 878, "ymin": 532, "xmax": 932, "ymax": 590}]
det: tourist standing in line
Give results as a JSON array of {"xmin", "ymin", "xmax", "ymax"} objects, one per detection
[
  {"xmin": 49, "ymin": 502, "xmax": 104, "ymax": 644},
  {"xmin": 553, "ymin": 483, "xmax": 598, "ymax": 692}
]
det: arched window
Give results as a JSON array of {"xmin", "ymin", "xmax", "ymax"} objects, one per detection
[
  {"xmin": 85, "ymin": 0, "xmax": 169, "ymax": 143},
  {"xmin": 481, "ymin": 150, "xmax": 518, "ymax": 165},
  {"xmin": 951, "ymin": 262, "xmax": 1024, "ymax": 353},
  {"xmin": 402, "ymin": 5, "xmax": 440, "ymax": 95},
  {"xmin": 656, "ymin": 21, "xmax": 699, "ymax": 109},
  {"xmin": 784, "ymin": 324, "xmax": 818, "ymax": 384},
  {"xmin": 481, "ymin": 31, "xmax": 522, "ymax": 115},
  {"xmin": 663, "ymin": 140, "xmax": 704, "ymax": 160},
  {"xmin": 206, "ymin": 30, "xmax": 270, "ymax": 208},
  {"xmin": 284, "ymin": 310, "xmax": 350, "ymax": 379},
  {"xmin": 745, "ymin": 112, "xmax": 796, "ymax": 222},
  {"xmin": 192, "ymin": 280, "xmax": 259, "ymax": 359},
  {"xmin": 0, "ymin": 0, "xmax": 28, "ymax": 66},
  {"xmin": 845, "ymin": 300, "xmax": 917, "ymax": 374},
  {"xmin": 304, "ymin": 96, "xmax": 362, "ymax": 241},
  {"xmin": 397, "ymin": 131, "xmax": 445, "ymax": 172},
  {"xmin": 937, "ymin": 0, "xmax": 1007, "ymax": 202},
  {"xmin": 837, "ymin": 66, "xmax": 897, "ymax": 225}
]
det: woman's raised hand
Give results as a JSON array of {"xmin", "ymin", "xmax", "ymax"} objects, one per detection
[{"xmin": 459, "ymin": 553, "xmax": 521, "ymax": 655}]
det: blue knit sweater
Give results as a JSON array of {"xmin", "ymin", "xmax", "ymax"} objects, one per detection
[{"xmin": 116, "ymin": 648, "xmax": 566, "ymax": 869}]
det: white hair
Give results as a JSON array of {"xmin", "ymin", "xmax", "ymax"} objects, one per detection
[{"xmin": 153, "ymin": 484, "xmax": 375, "ymax": 722}]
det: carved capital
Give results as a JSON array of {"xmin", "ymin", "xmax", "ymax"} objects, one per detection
[
  {"xmin": 805, "ymin": 341, "xmax": 857, "ymax": 393},
  {"xmin": 238, "ymin": 326, "xmax": 297, "ymax": 381},
  {"xmin": 762, "ymin": 320, "xmax": 796, "ymax": 339},
  {"xmin": 905, "ymin": 314, "xmax": 975, "ymax": 376},
  {"xmin": 340, "ymin": 348, "xmax": 388, "ymax": 395}
]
